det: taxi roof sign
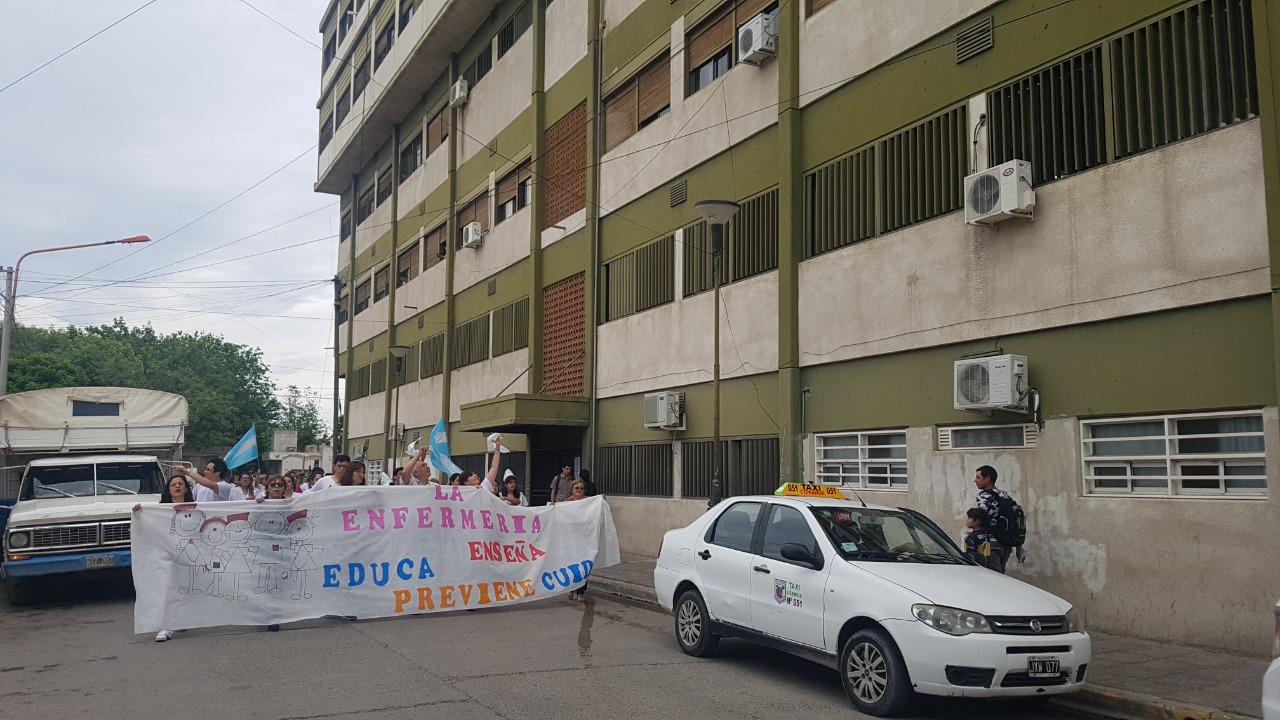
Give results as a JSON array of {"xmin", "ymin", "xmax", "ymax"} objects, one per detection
[{"xmin": 774, "ymin": 482, "xmax": 844, "ymax": 499}]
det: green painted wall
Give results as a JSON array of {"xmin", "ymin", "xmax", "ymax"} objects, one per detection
[
  {"xmin": 545, "ymin": 58, "xmax": 590, "ymax": 120},
  {"xmin": 542, "ymin": 229, "xmax": 590, "ymax": 286},
  {"xmin": 601, "ymin": 0, "xmax": 692, "ymax": 81},
  {"xmin": 803, "ymin": 298, "xmax": 1276, "ymax": 433}
]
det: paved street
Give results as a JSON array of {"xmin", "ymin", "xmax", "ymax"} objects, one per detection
[{"xmin": 0, "ymin": 578, "xmax": 1103, "ymax": 720}]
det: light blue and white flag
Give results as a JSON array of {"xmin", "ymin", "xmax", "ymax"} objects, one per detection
[
  {"xmin": 427, "ymin": 418, "xmax": 463, "ymax": 476},
  {"xmin": 224, "ymin": 426, "xmax": 259, "ymax": 469}
]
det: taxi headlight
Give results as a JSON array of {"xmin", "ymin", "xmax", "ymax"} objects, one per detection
[
  {"xmin": 1065, "ymin": 607, "xmax": 1084, "ymax": 633},
  {"xmin": 8, "ymin": 531, "xmax": 30, "ymax": 549},
  {"xmin": 912, "ymin": 604, "xmax": 992, "ymax": 636}
]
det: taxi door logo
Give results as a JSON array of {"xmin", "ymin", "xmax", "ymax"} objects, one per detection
[{"xmin": 774, "ymin": 580, "xmax": 803, "ymax": 608}]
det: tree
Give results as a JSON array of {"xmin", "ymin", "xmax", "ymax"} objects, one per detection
[
  {"xmin": 263, "ymin": 386, "xmax": 329, "ymax": 451},
  {"xmin": 8, "ymin": 353, "xmax": 80, "ymax": 393}
]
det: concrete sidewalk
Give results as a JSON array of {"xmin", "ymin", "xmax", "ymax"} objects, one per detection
[{"xmin": 592, "ymin": 554, "xmax": 1267, "ymax": 719}]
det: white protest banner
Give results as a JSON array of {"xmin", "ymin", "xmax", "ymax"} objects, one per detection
[{"xmin": 131, "ymin": 486, "xmax": 620, "ymax": 634}]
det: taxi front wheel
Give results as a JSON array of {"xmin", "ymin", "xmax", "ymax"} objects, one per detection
[
  {"xmin": 674, "ymin": 589, "xmax": 720, "ymax": 657},
  {"xmin": 839, "ymin": 628, "xmax": 912, "ymax": 717}
]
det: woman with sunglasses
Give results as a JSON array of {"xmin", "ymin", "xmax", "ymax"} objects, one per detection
[{"xmin": 254, "ymin": 474, "xmax": 294, "ymax": 502}]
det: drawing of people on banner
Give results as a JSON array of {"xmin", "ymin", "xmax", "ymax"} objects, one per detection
[
  {"xmin": 252, "ymin": 511, "xmax": 289, "ymax": 595},
  {"xmin": 286, "ymin": 510, "xmax": 320, "ymax": 600},
  {"xmin": 199, "ymin": 517, "xmax": 229, "ymax": 597},
  {"xmin": 170, "ymin": 504, "xmax": 206, "ymax": 595},
  {"xmin": 222, "ymin": 513, "xmax": 255, "ymax": 602}
]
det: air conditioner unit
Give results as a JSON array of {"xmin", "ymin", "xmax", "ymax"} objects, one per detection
[
  {"xmin": 461, "ymin": 221, "xmax": 484, "ymax": 249},
  {"xmin": 964, "ymin": 159, "xmax": 1035, "ymax": 225},
  {"xmin": 387, "ymin": 423, "xmax": 405, "ymax": 441},
  {"xmin": 954, "ymin": 354, "xmax": 1028, "ymax": 413},
  {"xmin": 450, "ymin": 78, "xmax": 469, "ymax": 107},
  {"xmin": 643, "ymin": 391, "xmax": 685, "ymax": 430},
  {"xmin": 351, "ymin": 442, "xmax": 366, "ymax": 459},
  {"xmin": 737, "ymin": 11, "xmax": 778, "ymax": 65}
]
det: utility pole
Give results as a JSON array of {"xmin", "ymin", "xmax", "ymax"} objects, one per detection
[
  {"xmin": 332, "ymin": 275, "xmax": 342, "ymax": 450},
  {"xmin": 0, "ymin": 266, "xmax": 14, "ymax": 397}
]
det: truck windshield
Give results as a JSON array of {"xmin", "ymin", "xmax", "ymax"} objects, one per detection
[
  {"xmin": 809, "ymin": 507, "xmax": 968, "ymax": 564},
  {"xmin": 20, "ymin": 461, "xmax": 165, "ymax": 500}
]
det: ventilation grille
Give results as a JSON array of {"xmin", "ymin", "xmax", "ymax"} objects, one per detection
[
  {"xmin": 938, "ymin": 424, "xmax": 1039, "ymax": 450},
  {"xmin": 670, "ymin": 179, "xmax": 688, "ymax": 207},
  {"xmin": 487, "ymin": 278, "xmax": 497, "ymax": 295},
  {"xmin": 956, "ymin": 17, "xmax": 994, "ymax": 63}
]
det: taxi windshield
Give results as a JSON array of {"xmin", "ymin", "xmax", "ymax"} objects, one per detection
[{"xmin": 809, "ymin": 507, "xmax": 968, "ymax": 564}]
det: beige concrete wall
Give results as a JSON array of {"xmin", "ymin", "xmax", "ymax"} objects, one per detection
[
  {"xmin": 799, "ymin": 0, "xmax": 1000, "ymax": 107},
  {"xmin": 448, "ymin": 349, "xmax": 530, "ymax": 422},
  {"xmin": 398, "ymin": 140, "xmax": 450, "ymax": 218},
  {"xmin": 602, "ymin": 0, "xmax": 645, "ymax": 34},
  {"xmin": 541, "ymin": 208, "xmax": 586, "ymax": 248},
  {"xmin": 799, "ymin": 120, "xmax": 1270, "ymax": 366},
  {"xmin": 394, "ymin": 257, "xmax": 447, "ymax": 325},
  {"xmin": 546, "ymin": 0, "xmax": 588, "ymax": 89},
  {"xmin": 395, "ymin": 374, "xmax": 445, "ymax": 432},
  {"xmin": 597, "ymin": 268, "xmax": 779, "ymax": 398},
  {"xmin": 352, "ymin": 288, "xmax": 390, "ymax": 346},
  {"xmin": 455, "ymin": 205, "xmax": 532, "ymax": 293},
  {"xmin": 347, "ymin": 392, "xmax": 386, "ymax": 438},
  {"xmin": 607, "ymin": 496, "xmax": 709, "ymax": 558},
  {"xmin": 458, "ymin": 34, "xmax": 533, "ymax": 165}
]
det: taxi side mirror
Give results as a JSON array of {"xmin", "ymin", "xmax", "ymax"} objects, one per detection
[{"xmin": 780, "ymin": 543, "xmax": 823, "ymax": 570}]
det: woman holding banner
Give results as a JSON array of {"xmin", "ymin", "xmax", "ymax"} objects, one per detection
[{"xmin": 563, "ymin": 479, "xmax": 590, "ymax": 602}]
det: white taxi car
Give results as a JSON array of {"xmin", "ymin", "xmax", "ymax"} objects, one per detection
[{"xmin": 654, "ymin": 489, "xmax": 1090, "ymax": 716}]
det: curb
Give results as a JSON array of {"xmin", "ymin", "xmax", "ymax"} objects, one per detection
[
  {"xmin": 1049, "ymin": 687, "xmax": 1251, "ymax": 720},
  {"xmin": 590, "ymin": 573, "xmax": 1250, "ymax": 720}
]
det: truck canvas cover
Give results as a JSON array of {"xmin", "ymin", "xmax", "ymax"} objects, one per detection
[{"xmin": 0, "ymin": 387, "xmax": 188, "ymax": 453}]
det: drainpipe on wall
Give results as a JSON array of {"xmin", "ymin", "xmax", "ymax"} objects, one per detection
[
  {"xmin": 585, "ymin": 0, "xmax": 603, "ymax": 471},
  {"xmin": 380, "ymin": 123, "xmax": 402, "ymax": 476},
  {"xmin": 440, "ymin": 54, "xmax": 460, "ymax": 471},
  {"xmin": 775, "ymin": 0, "xmax": 805, "ymax": 483}
]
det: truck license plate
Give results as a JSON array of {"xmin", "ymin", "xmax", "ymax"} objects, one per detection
[
  {"xmin": 85, "ymin": 555, "xmax": 116, "ymax": 569},
  {"xmin": 1027, "ymin": 657, "xmax": 1060, "ymax": 678}
]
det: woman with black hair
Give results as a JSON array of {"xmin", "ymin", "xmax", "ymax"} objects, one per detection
[{"xmin": 132, "ymin": 474, "xmax": 195, "ymax": 642}]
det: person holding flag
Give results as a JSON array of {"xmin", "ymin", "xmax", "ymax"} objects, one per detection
[
  {"xmin": 177, "ymin": 457, "xmax": 239, "ymax": 502},
  {"xmin": 403, "ymin": 418, "xmax": 464, "ymax": 484}
]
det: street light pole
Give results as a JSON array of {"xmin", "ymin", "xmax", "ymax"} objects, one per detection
[
  {"xmin": 388, "ymin": 344, "xmax": 411, "ymax": 482},
  {"xmin": 0, "ymin": 236, "xmax": 151, "ymax": 397},
  {"xmin": 695, "ymin": 200, "xmax": 739, "ymax": 508}
]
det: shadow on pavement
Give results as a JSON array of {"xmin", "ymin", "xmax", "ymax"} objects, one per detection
[{"xmin": 1, "ymin": 573, "xmax": 135, "ymax": 610}]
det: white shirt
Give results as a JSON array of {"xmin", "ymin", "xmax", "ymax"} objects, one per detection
[
  {"xmin": 307, "ymin": 476, "xmax": 337, "ymax": 493},
  {"xmin": 480, "ymin": 478, "xmax": 497, "ymax": 495},
  {"xmin": 194, "ymin": 480, "xmax": 236, "ymax": 502}
]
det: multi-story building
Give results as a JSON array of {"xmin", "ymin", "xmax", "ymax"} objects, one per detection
[{"xmin": 318, "ymin": 0, "xmax": 1280, "ymax": 653}]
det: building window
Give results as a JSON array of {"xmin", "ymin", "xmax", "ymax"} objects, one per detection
[
  {"xmin": 399, "ymin": 132, "xmax": 423, "ymax": 182},
  {"xmin": 337, "ymin": 294, "xmax": 349, "ymax": 324},
  {"xmin": 463, "ymin": 45, "xmax": 493, "ymax": 89},
  {"xmin": 396, "ymin": 243, "xmax": 419, "ymax": 286},
  {"xmin": 1081, "ymin": 411, "xmax": 1267, "ymax": 497},
  {"xmin": 683, "ymin": 187, "xmax": 778, "ymax": 297},
  {"xmin": 596, "ymin": 444, "xmax": 674, "ymax": 496},
  {"xmin": 455, "ymin": 191, "xmax": 490, "ymax": 248},
  {"xmin": 451, "ymin": 315, "xmax": 490, "ymax": 369},
  {"xmin": 373, "ymin": 266, "xmax": 390, "ymax": 302},
  {"xmin": 338, "ymin": 0, "xmax": 355, "ymax": 43},
  {"xmin": 938, "ymin": 424, "xmax": 1039, "ymax": 450},
  {"xmin": 601, "ymin": 235, "xmax": 674, "ymax": 322},
  {"xmin": 370, "ymin": 357, "xmax": 387, "ymax": 394},
  {"xmin": 356, "ymin": 185, "xmax": 375, "ymax": 224},
  {"xmin": 319, "ymin": 112, "xmax": 335, "ymax": 152},
  {"xmin": 334, "ymin": 84, "xmax": 352, "ymax": 127},
  {"xmin": 604, "ymin": 53, "xmax": 670, "ymax": 152},
  {"xmin": 398, "ymin": 0, "xmax": 420, "ymax": 32},
  {"xmin": 685, "ymin": 1, "xmax": 776, "ymax": 97},
  {"xmin": 427, "ymin": 107, "xmax": 449, "ymax": 155},
  {"xmin": 491, "ymin": 297, "xmax": 530, "ymax": 356},
  {"xmin": 808, "ymin": 0, "xmax": 835, "ymax": 14},
  {"xmin": 544, "ymin": 102, "xmax": 587, "ymax": 228},
  {"xmin": 353, "ymin": 53, "xmax": 371, "ymax": 100},
  {"xmin": 816, "ymin": 431, "xmax": 908, "ymax": 490},
  {"xmin": 72, "ymin": 401, "xmax": 121, "ymax": 417},
  {"xmin": 374, "ymin": 16, "xmax": 395, "ymax": 69},
  {"xmin": 323, "ymin": 35, "xmax": 337, "ymax": 72},
  {"xmin": 375, "ymin": 168, "xmax": 393, "ymax": 206},
  {"xmin": 340, "ymin": 209, "xmax": 352, "ymax": 240},
  {"xmin": 348, "ymin": 364, "xmax": 371, "ymax": 400},
  {"xmin": 498, "ymin": 2, "xmax": 532, "ymax": 57},
  {"xmin": 422, "ymin": 223, "xmax": 447, "ymax": 271},
  {"xmin": 354, "ymin": 279, "xmax": 371, "ymax": 314},
  {"xmin": 495, "ymin": 160, "xmax": 532, "ymax": 223},
  {"xmin": 419, "ymin": 333, "xmax": 445, "ymax": 377}
]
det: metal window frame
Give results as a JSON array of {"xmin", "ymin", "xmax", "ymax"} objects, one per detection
[{"xmin": 814, "ymin": 430, "xmax": 909, "ymax": 491}]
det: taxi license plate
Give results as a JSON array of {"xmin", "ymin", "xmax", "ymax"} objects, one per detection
[
  {"xmin": 1027, "ymin": 656, "xmax": 1060, "ymax": 678},
  {"xmin": 85, "ymin": 555, "xmax": 116, "ymax": 569}
]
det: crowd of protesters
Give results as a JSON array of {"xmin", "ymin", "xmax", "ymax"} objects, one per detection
[{"xmin": 134, "ymin": 437, "xmax": 600, "ymax": 640}]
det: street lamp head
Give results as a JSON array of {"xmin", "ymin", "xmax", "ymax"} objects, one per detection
[
  {"xmin": 388, "ymin": 344, "xmax": 411, "ymax": 359},
  {"xmin": 115, "ymin": 235, "xmax": 151, "ymax": 244},
  {"xmin": 695, "ymin": 199, "xmax": 740, "ymax": 225}
]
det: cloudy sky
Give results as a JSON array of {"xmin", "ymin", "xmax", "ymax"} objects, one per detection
[{"xmin": 1, "ymin": 0, "xmax": 338, "ymax": 414}]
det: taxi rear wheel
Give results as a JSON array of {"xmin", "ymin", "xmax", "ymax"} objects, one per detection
[
  {"xmin": 674, "ymin": 590, "xmax": 720, "ymax": 657},
  {"xmin": 839, "ymin": 628, "xmax": 912, "ymax": 716}
]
